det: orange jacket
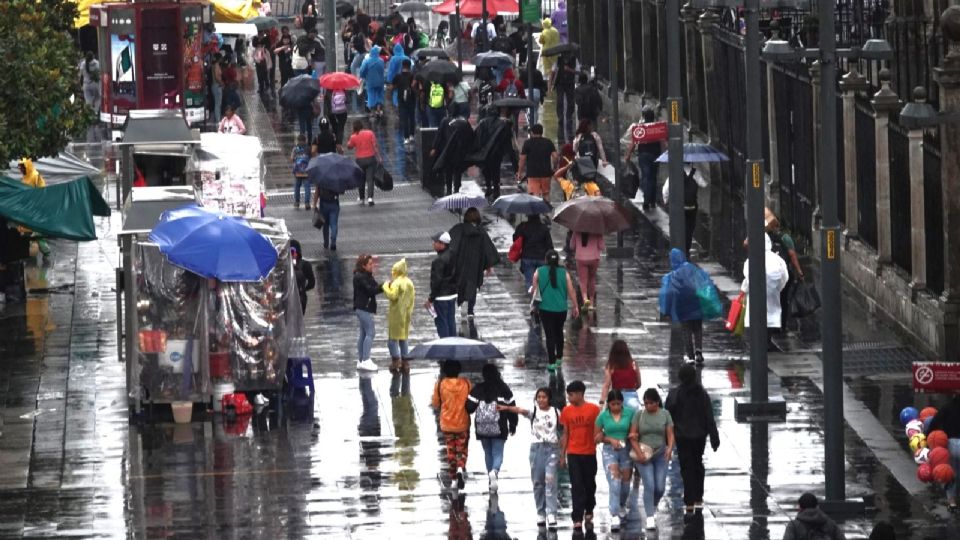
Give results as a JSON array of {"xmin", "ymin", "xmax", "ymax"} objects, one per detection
[{"xmin": 432, "ymin": 377, "xmax": 472, "ymax": 433}]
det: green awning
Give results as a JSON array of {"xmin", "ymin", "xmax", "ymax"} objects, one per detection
[{"xmin": 0, "ymin": 176, "xmax": 111, "ymax": 241}]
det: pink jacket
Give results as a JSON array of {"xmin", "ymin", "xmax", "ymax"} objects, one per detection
[{"xmin": 569, "ymin": 233, "xmax": 605, "ymax": 262}]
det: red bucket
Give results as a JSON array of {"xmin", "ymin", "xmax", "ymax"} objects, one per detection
[{"xmin": 210, "ymin": 352, "xmax": 231, "ymax": 379}]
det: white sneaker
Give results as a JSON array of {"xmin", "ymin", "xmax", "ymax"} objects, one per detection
[
  {"xmin": 618, "ymin": 506, "xmax": 628, "ymax": 519},
  {"xmin": 367, "ymin": 197, "xmax": 374, "ymax": 206},
  {"xmin": 488, "ymin": 470, "xmax": 498, "ymax": 492},
  {"xmin": 536, "ymin": 514, "xmax": 546, "ymax": 527},
  {"xmin": 611, "ymin": 515, "xmax": 621, "ymax": 531},
  {"xmin": 357, "ymin": 197, "xmax": 364, "ymax": 204},
  {"xmin": 357, "ymin": 359, "xmax": 378, "ymax": 372},
  {"xmin": 645, "ymin": 516, "xmax": 656, "ymax": 530},
  {"xmin": 546, "ymin": 515, "xmax": 557, "ymax": 530}
]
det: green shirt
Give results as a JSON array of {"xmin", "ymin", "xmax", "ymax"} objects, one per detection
[
  {"xmin": 595, "ymin": 407, "xmax": 635, "ymax": 442},
  {"xmin": 537, "ymin": 266, "xmax": 568, "ymax": 312},
  {"xmin": 632, "ymin": 408, "xmax": 673, "ymax": 449}
]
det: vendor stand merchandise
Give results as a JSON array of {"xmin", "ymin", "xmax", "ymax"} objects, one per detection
[{"xmin": 194, "ymin": 133, "xmax": 265, "ymax": 218}]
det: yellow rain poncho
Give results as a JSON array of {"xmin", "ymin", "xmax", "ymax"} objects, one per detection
[
  {"xmin": 383, "ymin": 259, "xmax": 416, "ymax": 341},
  {"xmin": 539, "ymin": 19, "xmax": 561, "ymax": 76},
  {"xmin": 19, "ymin": 158, "xmax": 45, "ymax": 189}
]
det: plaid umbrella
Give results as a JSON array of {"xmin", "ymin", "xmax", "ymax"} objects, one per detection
[
  {"xmin": 655, "ymin": 143, "xmax": 730, "ymax": 163},
  {"xmin": 430, "ymin": 193, "xmax": 488, "ymax": 211}
]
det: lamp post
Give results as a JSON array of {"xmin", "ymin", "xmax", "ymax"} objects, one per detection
[
  {"xmin": 456, "ymin": 0, "xmax": 463, "ymax": 69},
  {"xmin": 665, "ymin": 0, "xmax": 685, "ymax": 252},
  {"xmin": 324, "ymin": 0, "xmax": 337, "ymax": 72}
]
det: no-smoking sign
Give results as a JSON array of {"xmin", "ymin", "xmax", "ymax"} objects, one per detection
[
  {"xmin": 631, "ymin": 121, "xmax": 667, "ymax": 144},
  {"xmin": 913, "ymin": 361, "xmax": 960, "ymax": 393}
]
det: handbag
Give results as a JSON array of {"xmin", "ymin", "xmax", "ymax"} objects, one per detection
[
  {"xmin": 508, "ymin": 236, "xmax": 523, "ymax": 263},
  {"xmin": 734, "ymin": 299, "xmax": 746, "ymax": 337},
  {"xmin": 629, "ymin": 442, "xmax": 655, "ymax": 462},
  {"xmin": 374, "ymin": 163, "xmax": 394, "ymax": 191},
  {"xmin": 311, "ymin": 207, "xmax": 325, "ymax": 229},
  {"xmin": 292, "ymin": 48, "xmax": 308, "ymax": 71},
  {"xmin": 726, "ymin": 292, "xmax": 745, "ymax": 332},
  {"xmin": 790, "ymin": 281, "xmax": 822, "ymax": 318}
]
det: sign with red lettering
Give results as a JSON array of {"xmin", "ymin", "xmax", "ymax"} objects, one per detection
[
  {"xmin": 631, "ymin": 122, "xmax": 667, "ymax": 144},
  {"xmin": 913, "ymin": 362, "xmax": 960, "ymax": 393}
]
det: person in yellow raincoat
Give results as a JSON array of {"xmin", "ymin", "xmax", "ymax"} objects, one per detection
[
  {"xmin": 383, "ymin": 258, "xmax": 416, "ymax": 373},
  {"xmin": 17, "ymin": 158, "xmax": 51, "ymax": 257},
  {"xmin": 539, "ymin": 19, "xmax": 561, "ymax": 82}
]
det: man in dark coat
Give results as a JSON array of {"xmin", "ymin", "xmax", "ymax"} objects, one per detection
[
  {"xmin": 468, "ymin": 106, "xmax": 514, "ymax": 199},
  {"xmin": 426, "ymin": 231, "xmax": 458, "ymax": 337},
  {"xmin": 431, "ymin": 113, "xmax": 475, "ymax": 195},
  {"xmin": 448, "ymin": 208, "xmax": 500, "ymax": 317}
]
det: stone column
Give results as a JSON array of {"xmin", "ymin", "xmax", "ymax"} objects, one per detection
[
  {"xmin": 907, "ymin": 87, "xmax": 928, "ymax": 291},
  {"xmin": 872, "ymin": 68, "xmax": 900, "ymax": 266},
  {"xmin": 698, "ymin": 9, "xmax": 719, "ymax": 143},
  {"xmin": 934, "ymin": 7, "xmax": 960, "ymax": 359},
  {"xmin": 839, "ymin": 66, "xmax": 869, "ymax": 240},
  {"xmin": 681, "ymin": 4, "xmax": 701, "ymax": 129}
]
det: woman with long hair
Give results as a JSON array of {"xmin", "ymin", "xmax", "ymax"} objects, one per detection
[
  {"xmin": 532, "ymin": 250, "xmax": 580, "ymax": 371},
  {"xmin": 665, "ymin": 363, "xmax": 720, "ymax": 514},
  {"xmin": 347, "ymin": 119, "xmax": 382, "ymax": 206},
  {"xmin": 432, "ymin": 360, "xmax": 473, "ymax": 490},
  {"xmin": 594, "ymin": 390, "xmax": 636, "ymax": 531},
  {"xmin": 465, "ymin": 364, "xmax": 518, "ymax": 492},
  {"xmin": 628, "ymin": 388, "xmax": 675, "ymax": 531},
  {"xmin": 352, "ymin": 254, "xmax": 382, "ymax": 372},
  {"xmin": 599, "ymin": 340, "xmax": 642, "ymax": 411},
  {"xmin": 569, "ymin": 230, "xmax": 604, "ymax": 310}
]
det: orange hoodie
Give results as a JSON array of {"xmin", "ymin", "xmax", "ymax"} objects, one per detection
[{"xmin": 432, "ymin": 377, "xmax": 472, "ymax": 433}]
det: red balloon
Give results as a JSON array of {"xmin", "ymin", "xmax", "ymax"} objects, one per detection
[
  {"xmin": 927, "ymin": 430, "xmax": 949, "ymax": 450},
  {"xmin": 929, "ymin": 447, "xmax": 951, "ymax": 467},
  {"xmin": 933, "ymin": 463, "xmax": 955, "ymax": 485},
  {"xmin": 919, "ymin": 407, "xmax": 938, "ymax": 421},
  {"xmin": 917, "ymin": 463, "xmax": 933, "ymax": 483}
]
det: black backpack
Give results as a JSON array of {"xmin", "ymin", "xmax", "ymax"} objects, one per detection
[{"xmin": 577, "ymin": 133, "xmax": 599, "ymax": 164}]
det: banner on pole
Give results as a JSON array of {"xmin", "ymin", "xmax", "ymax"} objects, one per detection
[{"xmin": 520, "ymin": 0, "xmax": 541, "ymax": 24}]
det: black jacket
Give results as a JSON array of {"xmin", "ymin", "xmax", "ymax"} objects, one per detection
[
  {"xmin": 665, "ymin": 382, "xmax": 719, "ymax": 447},
  {"xmin": 782, "ymin": 508, "xmax": 845, "ymax": 540},
  {"xmin": 448, "ymin": 222, "xmax": 500, "ymax": 304},
  {"xmin": 429, "ymin": 247, "xmax": 458, "ymax": 301},
  {"xmin": 929, "ymin": 397, "xmax": 960, "ymax": 438},
  {"xmin": 513, "ymin": 219, "xmax": 553, "ymax": 262},
  {"xmin": 575, "ymin": 83, "xmax": 602, "ymax": 120},
  {"xmin": 352, "ymin": 270, "xmax": 381, "ymax": 313},
  {"xmin": 466, "ymin": 379, "xmax": 519, "ymax": 440}
]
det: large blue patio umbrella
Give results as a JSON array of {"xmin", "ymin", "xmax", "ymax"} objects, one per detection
[
  {"xmin": 306, "ymin": 153, "xmax": 364, "ymax": 193},
  {"xmin": 655, "ymin": 143, "xmax": 729, "ymax": 163},
  {"xmin": 148, "ymin": 205, "xmax": 278, "ymax": 282}
]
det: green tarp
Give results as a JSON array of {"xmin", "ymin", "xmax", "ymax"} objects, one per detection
[{"xmin": 0, "ymin": 176, "xmax": 111, "ymax": 241}]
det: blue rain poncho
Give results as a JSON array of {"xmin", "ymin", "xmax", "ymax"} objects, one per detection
[{"xmin": 659, "ymin": 248, "xmax": 722, "ymax": 321}]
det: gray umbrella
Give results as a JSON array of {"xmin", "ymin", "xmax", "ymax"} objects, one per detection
[
  {"xmin": 397, "ymin": 1, "xmax": 431, "ymax": 12},
  {"xmin": 408, "ymin": 337, "xmax": 505, "ymax": 362},
  {"xmin": 473, "ymin": 51, "xmax": 514, "ymax": 69},
  {"xmin": 413, "ymin": 48, "xmax": 450, "ymax": 60},
  {"xmin": 491, "ymin": 97, "xmax": 536, "ymax": 109},
  {"xmin": 279, "ymin": 75, "xmax": 320, "ymax": 108}
]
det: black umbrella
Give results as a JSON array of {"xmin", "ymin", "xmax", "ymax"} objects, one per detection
[
  {"xmin": 491, "ymin": 97, "xmax": 536, "ymax": 109},
  {"xmin": 336, "ymin": 0, "xmax": 355, "ymax": 17},
  {"xmin": 541, "ymin": 42, "xmax": 580, "ymax": 57},
  {"xmin": 247, "ymin": 16, "xmax": 279, "ymax": 32},
  {"xmin": 413, "ymin": 48, "xmax": 450, "ymax": 60},
  {"xmin": 397, "ymin": 1, "xmax": 430, "ymax": 12},
  {"xmin": 416, "ymin": 60, "xmax": 461, "ymax": 84},
  {"xmin": 279, "ymin": 75, "xmax": 320, "ymax": 108},
  {"xmin": 473, "ymin": 51, "xmax": 514, "ymax": 69},
  {"xmin": 305, "ymin": 154, "xmax": 364, "ymax": 193},
  {"xmin": 408, "ymin": 337, "xmax": 505, "ymax": 362}
]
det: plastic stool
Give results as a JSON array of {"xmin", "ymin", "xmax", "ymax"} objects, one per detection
[{"xmin": 285, "ymin": 357, "xmax": 315, "ymax": 402}]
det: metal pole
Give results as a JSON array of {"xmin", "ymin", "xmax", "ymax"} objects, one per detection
[
  {"xmin": 456, "ymin": 0, "xmax": 464, "ymax": 69},
  {"xmin": 744, "ymin": 0, "xmax": 767, "ymax": 402},
  {"xmin": 527, "ymin": 22, "xmax": 534, "ymax": 101},
  {"xmin": 819, "ymin": 0, "xmax": 845, "ymax": 502},
  {"xmin": 665, "ymin": 0, "xmax": 685, "ymax": 251},
  {"xmin": 482, "ymin": 0, "xmax": 489, "ymax": 52},
  {"xmin": 324, "ymin": 0, "xmax": 337, "ymax": 73},
  {"xmin": 608, "ymin": 0, "xmax": 623, "ymax": 250}
]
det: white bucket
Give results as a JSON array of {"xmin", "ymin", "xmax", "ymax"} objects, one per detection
[
  {"xmin": 171, "ymin": 401, "xmax": 193, "ymax": 424},
  {"xmin": 212, "ymin": 382, "xmax": 235, "ymax": 412}
]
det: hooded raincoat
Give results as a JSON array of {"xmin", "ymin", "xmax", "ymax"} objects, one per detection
[
  {"xmin": 383, "ymin": 259, "xmax": 416, "ymax": 340},
  {"xmin": 19, "ymin": 159, "xmax": 45, "ymax": 188},
  {"xmin": 359, "ymin": 45, "xmax": 386, "ymax": 107},
  {"xmin": 782, "ymin": 507, "xmax": 845, "ymax": 540},
  {"xmin": 448, "ymin": 221, "xmax": 500, "ymax": 306},
  {"xmin": 539, "ymin": 19, "xmax": 561, "ymax": 75},
  {"xmin": 386, "ymin": 43, "xmax": 408, "ymax": 84},
  {"xmin": 659, "ymin": 248, "xmax": 721, "ymax": 322},
  {"xmin": 741, "ymin": 233, "xmax": 789, "ymax": 328},
  {"xmin": 551, "ymin": 1, "xmax": 569, "ymax": 43}
]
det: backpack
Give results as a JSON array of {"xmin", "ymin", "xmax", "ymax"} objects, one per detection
[
  {"xmin": 683, "ymin": 168, "xmax": 699, "ymax": 207},
  {"xmin": 417, "ymin": 31, "xmax": 430, "ymax": 49},
  {"xmin": 787, "ymin": 520, "xmax": 832, "ymax": 540},
  {"xmin": 577, "ymin": 133, "xmax": 599, "ymax": 163},
  {"xmin": 504, "ymin": 80, "xmax": 519, "ymax": 98},
  {"xmin": 429, "ymin": 82, "xmax": 445, "ymax": 109},
  {"xmin": 292, "ymin": 145, "xmax": 309, "ymax": 175},
  {"xmin": 331, "ymin": 90, "xmax": 347, "ymax": 114},
  {"xmin": 475, "ymin": 400, "xmax": 501, "ymax": 437}
]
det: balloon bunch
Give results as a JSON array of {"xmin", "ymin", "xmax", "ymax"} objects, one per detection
[{"xmin": 901, "ymin": 406, "xmax": 954, "ymax": 485}]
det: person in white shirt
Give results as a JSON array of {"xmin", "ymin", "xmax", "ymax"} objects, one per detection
[
  {"xmin": 741, "ymin": 233, "xmax": 789, "ymax": 340},
  {"xmin": 661, "ymin": 164, "xmax": 708, "ymax": 253},
  {"xmin": 471, "ymin": 13, "xmax": 497, "ymax": 53}
]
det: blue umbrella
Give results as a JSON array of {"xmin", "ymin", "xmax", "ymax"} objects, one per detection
[
  {"xmin": 492, "ymin": 193, "xmax": 551, "ymax": 215},
  {"xmin": 148, "ymin": 206, "xmax": 278, "ymax": 282},
  {"xmin": 430, "ymin": 193, "xmax": 488, "ymax": 211},
  {"xmin": 306, "ymin": 153, "xmax": 364, "ymax": 193},
  {"xmin": 655, "ymin": 143, "xmax": 729, "ymax": 163},
  {"xmin": 408, "ymin": 337, "xmax": 504, "ymax": 362}
]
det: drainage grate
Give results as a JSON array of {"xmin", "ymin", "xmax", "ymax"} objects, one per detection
[{"xmin": 828, "ymin": 343, "xmax": 921, "ymax": 376}]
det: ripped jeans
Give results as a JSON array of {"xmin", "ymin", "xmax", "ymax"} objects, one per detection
[
  {"xmin": 529, "ymin": 442, "xmax": 559, "ymax": 517},
  {"xmin": 602, "ymin": 443, "xmax": 635, "ymax": 517}
]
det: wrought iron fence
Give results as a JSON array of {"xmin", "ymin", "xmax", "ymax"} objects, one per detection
[
  {"xmin": 924, "ymin": 143, "xmax": 943, "ymax": 294},
  {"xmin": 771, "ymin": 63, "xmax": 815, "ymax": 246},
  {"xmin": 854, "ymin": 98, "xmax": 877, "ymax": 249},
  {"xmin": 888, "ymin": 122, "xmax": 912, "ymax": 272}
]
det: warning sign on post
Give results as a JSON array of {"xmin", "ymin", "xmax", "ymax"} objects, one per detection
[
  {"xmin": 631, "ymin": 122, "xmax": 668, "ymax": 144},
  {"xmin": 913, "ymin": 362, "xmax": 960, "ymax": 393}
]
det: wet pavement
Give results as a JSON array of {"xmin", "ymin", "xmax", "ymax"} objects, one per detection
[{"xmin": 1, "ymin": 81, "xmax": 960, "ymax": 538}]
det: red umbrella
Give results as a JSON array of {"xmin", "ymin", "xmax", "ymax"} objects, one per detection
[
  {"xmin": 318, "ymin": 72, "xmax": 361, "ymax": 91},
  {"xmin": 432, "ymin": 0, "xmax": 518, "ymax": 18}
]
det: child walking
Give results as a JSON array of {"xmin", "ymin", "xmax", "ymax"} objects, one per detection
[
  {"xmin": 432, "ymin": 360, "xmax": 472, "ymax": 490},
  {"xmin": 290, "ymin": 134, "xmax": 311, "ymax": 209}
]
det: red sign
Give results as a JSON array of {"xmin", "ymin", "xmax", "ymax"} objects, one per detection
[
  {"xmin": 913, "ymin": 362, "xmax": 960, "ymax": 393},
  {"xmin": 631, "ymin": 121, "xmax": 668, "ymax": 144}
]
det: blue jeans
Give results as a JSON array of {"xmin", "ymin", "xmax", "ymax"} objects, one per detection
[
  {"xmin": 602, "ymin": 443, "xmax": 634, "ymax": 517},
  {"xmin": 527, "ymin": 88, "xmax": 541, "ymax": 127},
  {"xmin": 293, "ymin": 176, "xmax": 311, "ymax": 205},
  {"xmin": 529, "ymin": 442, "xmax": 559, "ymax": 517},
  {"xmin": 948, "ymin": 438, "xmax": 960, "ymax": 499},
  {"xmin": 427, "ymin": 106, "xmax": 445, "ymax": 128},
  {"xmin": 399, "ymin": 101, "xmax": 416, "ymax": 139},
  {"xmin": 355, "ymin": 309, "xmax": 375, "ymax": 361},
  {"xmin": 637, "ymin": 152, "xmax": 659, "ymax": 206},
  {"xmin": 637, "ymin": 450, "xmax": 668, "ymax": 518},
  {"xmin": 387, "ymin": 339, "xmax": 408, "ymax": 358},
  {"xmin": 318, "ymin": 200, "xmax": 339, "ymax": 248},
  {"xmin": 520, "ymin": 258, "xmax": 540, "ymax": 289},
  {"xmin": 298, "ymin": 107, "xmax": 314, "ymax": 144},
  {"xmin": 481, "ymin": 438, "xmax": 506, "ymax": 472},
  {"xmin": 433, "ymin": 298, "xmax": 457, "ymax": 337}
]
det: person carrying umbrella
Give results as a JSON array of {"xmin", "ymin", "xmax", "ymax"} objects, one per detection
[
  {"xmin": 382, "ymin": 258, "xmax": 416, "ymax": 374},
  {"xmin": 661, "ymin": 162, "xmax": 707, "ymax": 254},
  {"xmin": 290, "ymin": 239, "xmax": 315, "ymax": 314},
  {"xmin": 469, "ymin": 106, "xmax": 515, "ymax": 200},
  {"xmin": 353, "ymin": 254, "xmax": 382, "ymax": 372},
  {"xmin": 551, "ymin": 52, "xmax": 578, "ymax": 144},
  {"xmin": 569, "ymin": 230, "xmax": 604, "ymax": 310},
  {"xmin": 665, "ymin": 363, "xmax": 720, "ymax": 515},
  {"xmin": 347, "ymin": 119, "xmax": 383, "ymax": 206},
  {"xmin": 466, "ymin": 364, "xmax": 518, "ymax": 493},
  {"xmin": 448, "ymin": 208, "xmax": 500, "ymax": 318},
  {"xmin": 432, "ymin": 359, "xmax": 473, "ymax": 491},
  {"xmin": 518, "ymin": 124, "xmax": 558, "ymax": 200},
  {"xmin": 427, "ymin": 231, "xmax": 458, "ymax": 337},
  {"xmin": 659, "ymin": 248, "xmax": 721, "ymax": 363},
  {"xmin": 513, "ymin": 214, "xmax": 554, "ymax": 290},
  {"xmin": 431, "ymin": 112, "xmax": 475, "ymax": 196},
  {"xmin": 359, "ymin": 45, "xmax": 386, "ymax": 119},
  {"xmin": 534, "ymin": 250, "xmax": 580, "ymax": 371}
]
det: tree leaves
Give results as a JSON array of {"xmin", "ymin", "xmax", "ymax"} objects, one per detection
[{"xmin": 0, "ymin": 0, "xmax": 94, "ymax": 163}]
